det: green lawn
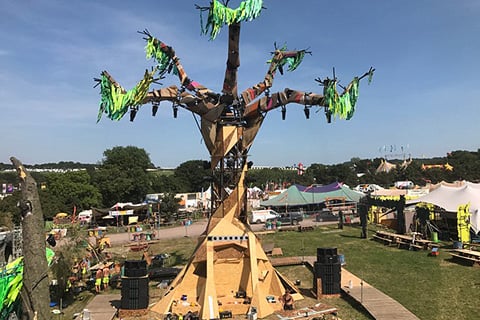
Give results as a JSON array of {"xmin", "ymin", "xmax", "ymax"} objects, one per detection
[
  {"xmin": 260, "ymin": 224, "xmax": 479, "ymax": 320},
  {"xmin": 89, "ymin": 224, "xmax": 478, "ymax": 320}
]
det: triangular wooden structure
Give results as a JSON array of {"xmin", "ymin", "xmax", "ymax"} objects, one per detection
[{"xmin": 151, "ymin": 126, "xmax": 302, "ymax": 319}]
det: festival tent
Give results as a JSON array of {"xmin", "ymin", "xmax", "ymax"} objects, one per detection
[
  {"xmin": 406, "ymin": 182, "xmax": 480, "ymax": 233},
  {"xmin": 91, "ymin": 202, "xmax": 149, "ymax": 218},
  {"xmin": 260, "ymin": 184, "xmax": 309, "ymax": 207},
  {"xmin": 300, "ymin": 182, "xmax": 365, "ymax": 203},
  {"xmin": 260, "ymin": 183, "xmax": 364, "ymax": 207}
]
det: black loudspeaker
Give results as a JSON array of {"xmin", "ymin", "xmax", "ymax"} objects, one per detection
[
  {"xmin": 124, "ymin": 260, "xmax": 147, "ymax": 277},
  {"xmin": 219, "ymin": 311, "xmax": 233, "ymax": 319},
  {"xmin": 313, "ymin": 262, "xmax": 341, "ymax": 295},
  {"xmin": 121, "ymin": 276, "xmax": 149, "ymax": 309},
  {"xmin": 317, "ymin": 247, "xmax": 337, "ymax": 259},
  {"xmin": 317, "ymin": 247, "xmax": 338, "ymax": 264}
]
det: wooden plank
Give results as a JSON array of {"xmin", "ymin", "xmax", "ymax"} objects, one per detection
[
  {"xmin": 372, "ymin": 235, "xmax": 393, "ymax": 245},
  {"xmin": 450, "ymin": 253, "xmax": 480, "ymax": 266}
]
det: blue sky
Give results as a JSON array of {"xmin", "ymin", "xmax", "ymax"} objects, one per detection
[{"xmin": 1, "ymin": 0, "xmax": 479, "ymax": 168}]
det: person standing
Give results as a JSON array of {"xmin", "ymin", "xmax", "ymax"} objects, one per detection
[
  {"xmin": 280, "ymin": 289, "xmax": 294, "ymax": 310},
  {"xmin": 95, "ymin": 268, "xmax": 103, "ymax": 293},
  {"xmin": 102, "ymin": 266, "xmax": 110, "ymax": 291}
]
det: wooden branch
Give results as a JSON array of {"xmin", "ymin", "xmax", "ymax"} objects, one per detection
[
  {"xmin": 243, "ymin": 88, "xmax": 324, "ymax": 118},
  {"xmin": 240, "ymin": 49, "xmax": 305, "ymax": 105},
  {"xmin": 10, "ymin": 157, "xmax": 50, "ymax": 320},
  {"xmin": 143, "ymin": 86, "xmax": 224, "ymax": 120},
  {"xmin": 222, "ymin": 23, "xmax": 241, "ymax": 98}
]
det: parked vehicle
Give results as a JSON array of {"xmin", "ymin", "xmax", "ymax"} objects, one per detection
[
  {"xmin": 274, "ymin": 212, "xmax": 303, "ymax": 225},
  {"xmin": 250, "ymin": 209, "xmax": 279, "ymax": 224},
  {"xmin": 315, "ymin": 209, "xmax": 339, "ymax": 222}
]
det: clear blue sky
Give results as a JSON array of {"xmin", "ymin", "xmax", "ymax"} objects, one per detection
[{"xmin": 1, "ymin": 1, "xmax": 479, "ymax": 168}]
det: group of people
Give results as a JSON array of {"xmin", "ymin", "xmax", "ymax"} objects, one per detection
[
  {"xmin": 71, "ymin": 256, "xmax": 91, "ymax": 281},
  {"xmin": 95, "ymin": 265, "xmax": 111, "ymax": 293}
]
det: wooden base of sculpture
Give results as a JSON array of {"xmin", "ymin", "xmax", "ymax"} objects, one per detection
[{"xmin": 151, "ymin": 165, "xmax": 302, "ymax": 319}]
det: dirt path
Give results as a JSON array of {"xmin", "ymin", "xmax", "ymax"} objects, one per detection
[{"xmin": 106, "ymin": 217, "xmax": 336, "ymax": 246}]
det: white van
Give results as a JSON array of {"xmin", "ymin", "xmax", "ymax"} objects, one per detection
[
  {"xmin": 250, "ymin": 209, "xmax": 279, "ymax": 224},
  {"xmin": 78, "ymin": 210, "xmax": 93, "ymax": 224}
]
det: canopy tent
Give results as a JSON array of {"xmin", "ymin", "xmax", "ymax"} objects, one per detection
[
  {"xmin": 406, "ymin": 182, "xmax": 480, "ymax": 233},
  {"xmin": 260, "ymin": 183, "xmax": 364, "ymax": 207},
  {"xmin": 91, "ymin": 202, "xmax": 149, "ymax": 218},
  {"xmin": 260, "ymin": 184, "xmax": 309, "ymax": 207},
  {"xmin": 301, "ymin": 183, "xmax": 365, "ymax": 203}
]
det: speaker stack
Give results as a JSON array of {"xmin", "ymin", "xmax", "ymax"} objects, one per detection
[
  {"xmin": 121, "ymin": 260, "xmax": 149, "ymax": 310},
  {"xmin": 313, "ymin": 247, "xmax": 341, "ymax": 295}
]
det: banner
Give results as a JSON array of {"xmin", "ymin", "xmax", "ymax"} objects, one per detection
[
  {"xmin": 128, "ymin": 216, "xmax": 139, "ymax": 225},
  {"xmin": 108, "ymin": 209, "xmax": 134, "ymax": 216}
]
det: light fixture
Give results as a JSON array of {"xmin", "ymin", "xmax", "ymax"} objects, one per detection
[
  {"xmin": 130, "ymin": 107, "xmax": 137, "ymax": 122},
  {"xmin": 304, "ymin": 106, "xmax": 310, "ymax": 119},
  {"xmin": 152, "ymin": 102, "xmax": 159, "ymax": 116},
  {"xmin": 173, "ymin": 105, "xmax": 178, "ymax": 118}
]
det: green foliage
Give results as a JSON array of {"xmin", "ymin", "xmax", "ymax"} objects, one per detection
[
  {"xmin": 150, "ymin": 174, "xmax": 183, "ymax": 194},
  {"xmin": 39, "ymin": 171, "xmax": 102, "ymax": 218},
  {"xmin": 0, "ymin": 192, "xmax": 21, "ymax": 226},
  {"xmin": 246, "ymin": 167, "xmax": 311, "ymax": 189},
  {"xmin": 93, "ymin": 146, "xmax": 154, "ymax": 206},
  {"xmin": 159, "ymin": 192, "xmax": 181, "ymax": 220},
  {"xmin": 173, "ymin": 160, "xmax": 211, "ymax": 193}
]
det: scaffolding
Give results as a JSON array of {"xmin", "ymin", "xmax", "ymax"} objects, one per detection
[{"xmin": 12, "ymin": 226, "xmax": 22, "ymax": 260}]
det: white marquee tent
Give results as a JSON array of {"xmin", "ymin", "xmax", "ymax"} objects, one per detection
[{"xmin": 407, "ymin": 182, "xmax": 480, "ymax": 233}]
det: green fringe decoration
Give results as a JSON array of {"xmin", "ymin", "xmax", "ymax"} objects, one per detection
[
  {"xmin": 323, "ymin": 77, "xmax": 360, "ymax": 120},
  {"xmin": 201, "ymin": 0, "xmax": 264, "ymax": 40},
  {"xmin": 368, "ymin": 68, "xmax": 374, "ymax": 84},
  {"xmin": 145, "ymin": 37, "xmax": 178, "ymax": 76},
  {"xmin": 97, "ymin": 69, "xmax": 155, "ymax": 122},
  {"xmin": 0, "ymin": 248, "xmax": 55, "ymax": 318},
  {"xmin": 267, "ymin": 46, "xmax": 307, "ymax": 74}
]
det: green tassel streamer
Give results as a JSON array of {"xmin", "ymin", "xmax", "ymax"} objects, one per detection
[
  {"xmin": 97, "ymin": 70, "xmax": 155, "ymax": 122},
  {"xmin": 145, "ymin": 37, "xmax": 178, "ymax": 76},
  {"xmin": 323, "ymin": 77, "xmax": 361, "ymax": 120},
  {"xmin": 201, "ymin": 0, "xmax": 264, "ymax": 40},
  {"xmin": 267, "ymin": 46, "xmax": 307, "ymax": 73}
]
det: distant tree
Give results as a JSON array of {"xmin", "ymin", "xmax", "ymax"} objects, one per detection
[
  {"xmin": 150, "ymin": 174, "xmax": 184, "ymax": 194},
  {"xmin": 173, "ymin": 160, "xmax": 211, "ymax": 192},
  {"xmin": 0, "ymin": 192, "xmax": 21, "ymax": 227},
  {"xmin": 39, "ymin": 171, "xmax": 102, "ymax": 218},
  {"xmin": 246, "ymin": 167, "xmax": 311, "ymax": 190},
  {"xmin": 159, "ymin": 192, "xmax": 181, "ymax": 220},
  {"xmin": 93, "ymin": 146, "xmax": 154, "ymax": 206}
]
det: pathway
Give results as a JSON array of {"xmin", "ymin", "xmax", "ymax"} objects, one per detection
[
  {"xmin": 82, "ymin": 294, "xmax": 120, "ymax": 320},
  {"xmin": 271, "ymin": 256, "xmax": 420, "ymax": 320}
]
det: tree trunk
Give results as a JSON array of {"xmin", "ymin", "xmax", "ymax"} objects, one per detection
[{"xmin": 10, "ymin": 157, "xmax": 50, "ymax": 320}]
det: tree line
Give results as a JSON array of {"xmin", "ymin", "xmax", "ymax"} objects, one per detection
[{"xmin": 1, "ymin": 147, "xmax": 479, "ymax": 223}]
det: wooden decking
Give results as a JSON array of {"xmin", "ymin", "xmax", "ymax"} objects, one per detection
[
  {"xmin": 83, "ymin": 294, "xmax": 120, "ymax": 320},
  {"xmin": 372, "ymin": 230, "xmax": 437, "ymax": 251},
  {"xmin": 450, "ymin": 248, "xmax": 480, "ymax": 266},
  {"xmin": 272, "ymin": 256, "xmax": 420, "ymax": 320},
  {"xmin": 340, "ymin": 268, "xmax": 419, "ymax": 320}
]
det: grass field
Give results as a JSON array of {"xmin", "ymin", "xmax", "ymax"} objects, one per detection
[
  {"xmin": 258, "ymin": 224, "xmax": 479, "ymax": 320},
  {"xmin": 61, "ymin": 223, "xmax": 478, "ymax": 320}
]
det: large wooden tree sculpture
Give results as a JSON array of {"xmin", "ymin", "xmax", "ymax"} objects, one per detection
[{"xmin": 95, "ymin": 1, "xmax": 374, "ymax": 318}]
